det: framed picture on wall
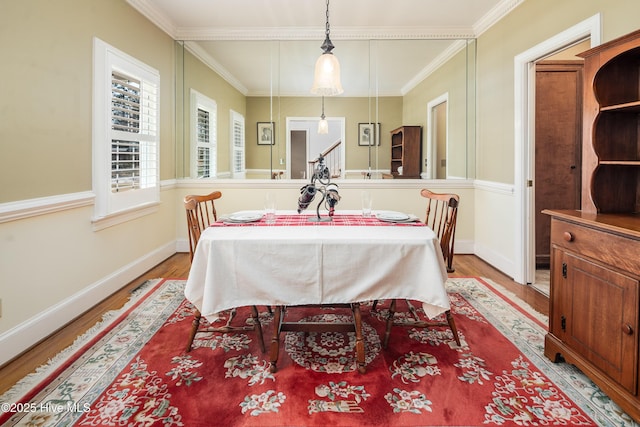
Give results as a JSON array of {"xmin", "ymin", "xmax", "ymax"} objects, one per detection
[
  {"xmin": 257, "ymin": 122, "xmax": 275, "ymax": 145},
  {"xmin": 358, "ymin": 123, "xmax": 380, "ymax": 146}
]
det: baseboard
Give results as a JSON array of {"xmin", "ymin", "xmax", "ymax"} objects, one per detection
[
  {"xmin": 473, "ymin": 242, "xmax": 515, "ymax": 280},
  {"xmin": 175, "ymin": 238, "xmax": 189, "ymax": 254},
  {"xmin": 453, "ymin": 239, "xmax": 474, "ymax": 255},
  {"xmin": 0, "ymin": 242, "xmax": 176, "ymax": 367}
]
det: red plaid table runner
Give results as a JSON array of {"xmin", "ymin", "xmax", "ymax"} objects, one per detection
[{"xmin": 213, "ymin": 214, "xmax": 424, "ymax": 227}]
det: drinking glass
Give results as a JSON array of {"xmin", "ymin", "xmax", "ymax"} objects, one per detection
[
  {"xmin": 264, "ymin": 193, "xmax": 276, "ymax": 223},
  {"xmin": 361, "ymin": 191, "xmax": 372, "ymax": 218}
]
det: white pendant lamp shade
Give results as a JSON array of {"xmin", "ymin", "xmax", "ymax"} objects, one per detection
[
  {"xmin": 318, "ymin": 117, "xmax": 329, "ymax": 134},
  {"xmin": 310, "ymin": 0, "xmax": 343, "ymax": 96},
  {"xmin": 311, "ymin": 53, "xmax": 343, "ymax": 96},
  {"xmin": 318, "ymin": 96, "xmax": 329, "ymax": 134}
]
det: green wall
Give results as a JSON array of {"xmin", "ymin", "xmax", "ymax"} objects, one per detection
[
  {"xmin": 475, "ymin": 0, "xmax": 640, "ymax": 184},
  {"xmin": 0, "ymin": 0, "xmax": 175, "ymax": 203}
]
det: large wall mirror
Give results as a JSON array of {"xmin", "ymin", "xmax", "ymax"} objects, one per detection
[{"xmin": 175, "ymin": 38, "xmax": 476, "ymax": 180}]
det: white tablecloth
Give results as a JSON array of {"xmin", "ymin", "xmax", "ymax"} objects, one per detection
[{"xmin": 184, "ymin": 212, "xmax": 450, "ymax": 322}]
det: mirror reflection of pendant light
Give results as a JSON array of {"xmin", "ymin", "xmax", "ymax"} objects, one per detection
[
  {"xmin": 310, "ymin": 0, "xmax": 343, "ymax": 96},
  {"xmin": 318, "ymin": 96, "xmax": 329, "ymax": 134}
]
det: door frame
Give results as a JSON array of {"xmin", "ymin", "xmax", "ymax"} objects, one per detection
[
  {"xmin": 285, "ymin": 116, "xmax": 346, "ymax": 179},
  {"xmin": 290, "ymin": 129, "xmax": 309, "ymax": 179},
  {"xmin": 426, "ymin": 93, "xmax": 449, "ymax": 179},
  {"xmin": 513, "ymin": 14, "xmax": 600, "ymax": 285}
]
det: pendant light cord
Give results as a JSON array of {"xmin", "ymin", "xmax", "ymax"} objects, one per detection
[
  {"xmin": 325, "ymin": 0, "xmax": 330, "ymax": 39},
  {"xmin": 321, "ymin": 0, "xmax": 334, "ymax": 54}
]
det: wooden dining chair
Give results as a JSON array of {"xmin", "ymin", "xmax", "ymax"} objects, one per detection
[
  {"xmin": 421, "ymin": 189, "xmax": 459, "ymax": 273},
  {"xmin": 376, "ymin": 189, "xmax": 461, "ymax": 348},
  {"xmin": 184, "ymin": 191, "xmax": 265, "ymax": 353}
]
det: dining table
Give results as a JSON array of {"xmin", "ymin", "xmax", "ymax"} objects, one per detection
[{"xmin": 184, "ymin": 209, "xmax": 451, "ymax": 373}]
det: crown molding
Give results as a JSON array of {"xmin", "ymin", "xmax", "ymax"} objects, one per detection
[
  {"xmin": 127, "ymin": 0, "xmax": 522, "ymax": 41},
  {"xmin": 401, "ymin": 39, "xmax": 468, "ymax": 95},
  {"xmin": 126, "ymin": 0, "xmax": 176, "ymax": 37},
  {"xmin": 175, "ymin": 27, "xmax": 476, "ymax": 41},
  {"xmin": 473, "ymin": 0, "xmax": 525, "ymax": 36},
  {"xmin": 182, "ymin": 42, "xmax": 249, "ymax": 95}
]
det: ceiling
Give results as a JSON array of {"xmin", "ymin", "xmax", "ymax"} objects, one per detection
[{"xmin": 127, "ymin": 0, "xmax": 520, "ymax": 96}]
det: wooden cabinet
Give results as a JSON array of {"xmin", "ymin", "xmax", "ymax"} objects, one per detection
[
  {"xmin": 545, "ymin": 30, "xmax": 640, "ymax": 423},
  {"xmin": 545, "ymin": 213, "xmax": 639, "ymax": 390},
  {"xmin": 577, "ymin": 30, "xmax": 640, "ymax": 214},
  {"xmin": 389, "ymin": 126, "xmax": 421, "ymax": 179}
]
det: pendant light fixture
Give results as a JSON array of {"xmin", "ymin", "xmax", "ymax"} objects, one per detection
[
  {"xmin": 318, "ymin": 96, "xmax": 329, "ymax": 134},
  {"xmin": 310, "ymin": 0, "xmax": 343, "ymax": 96}
]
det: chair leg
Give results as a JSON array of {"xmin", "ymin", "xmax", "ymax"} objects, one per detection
[
  {"xmin": 251, "ymin": 305, "xmax": 266, "ymax": 353},
  {"xmin": 371, "ymin": 299, "xmax": 379, "ymax": 311},
  {"xmin": 383, "ymin": 299, "xmax": 397, "ymax": 349},
  {"xmin": 186, "ymin": 309, "xmax": 202, "ymax": 353},
  {"xmin": 445, "ymin": 310, "xmax": 461, "ymax": 346},
  {"xmin": 269, "ymin": 306, "xmax": 284, "ymax": 373},
  {"xmin": 352, "ymin": 303, "xmax": 366, "ymax": 374}
]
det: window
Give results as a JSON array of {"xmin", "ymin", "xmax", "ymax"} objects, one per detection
[
  {"xmin": 230, "ymin": 110, "xmax": 245, "ymax": 179},
  {"xmin": 190, "ymin": 89, "xmax": 217, "ymax": 178},
  {"xmin": 93, "ymin": 38, "xmax": 160, "ymax": 226}
]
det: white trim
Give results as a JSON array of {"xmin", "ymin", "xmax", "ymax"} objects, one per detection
[
  {"xmin": 176, "ymin": 27, "xmax": 477, "ymax": 42},
  {"xmin": 127, "ymin": 0, "xmax": 520, "ymax": 41},
  {"xmin": 474, "ymin": 179, "xmax": 514, "ymax": 194},
  {"xmin": 0, "ymin": 242, "xmax": 176, "ymax": 367},
  {"xmin": 474, "ymin": 179, "xmax": 516, "ymax": 278},
  {"xmin": 230, "ymin": 110, "xmax": 246, "ymax": 179},
  {"xmin": 426, "ymin": 93, "xmax": 449, "ymax": 179},
  {"xmin": 473, "ymin": 0, "xmax": 525, "ymax": 37},
  {"xmin": 474, "ymin": 241, "xmax": 516, "ymax": 280},
  {"xmin": 125, "ymin": 0, "xmax": 177, "ymax": 37},
  {"xmin": 0, "ymin": 192, "xmax": 95, "ymax": 224},
  {"xmin": 127, "ymin": 0, "xmax": 525, "ymax": 40},
  {"xmin": 403, "ymin": 41, "xmax": 467, "ymax": 95},
  {"xmin": 190, "ymin": 89, "xmax": 218, "ymax": 179},
  {"xmin": 513, "ymin": 14, "xmax": 601, "ymax": 285},
  {"xmin": 91, "ymin": 202, "xmax": 160, "ymax": 231},
  {"xmin": 92, "ymin": 37, "xmax": 161, "ymax": 223},
  {"xmin": 0, "ymin": 181, "xmax": 175, "ymax": 225},
  {"xmin": 184, "ymin": 42, "xmax": 248, "ymax": 96},
  {"xmin": 286, "ymin": 117, "xmax": 346, "ymax": 181}
]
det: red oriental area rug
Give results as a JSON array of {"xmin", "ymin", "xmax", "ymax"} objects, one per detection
[{"xmin": 0, "ymin": 278, "xmax": 634, "ymax": 426}]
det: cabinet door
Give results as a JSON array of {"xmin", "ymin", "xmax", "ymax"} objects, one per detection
[{"xmin": 564, "ymin": 253, "xmax": 639, "ymax": 393}]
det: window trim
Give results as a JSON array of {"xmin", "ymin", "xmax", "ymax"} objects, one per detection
[
  {"xmin": 190, "ymin": 89, "xmax": 217, "ymax": 179},
  {"xmin": 230, "ymin": 109, "xmax": 246, "ymax": 179},
  {"xmin": 92, "ymin": 38, "xmax": 160, "ymax": 228}
]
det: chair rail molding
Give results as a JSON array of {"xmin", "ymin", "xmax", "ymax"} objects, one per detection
[{"xmin": 0, "ymin": 192, "xmax": 95, "ymax": 224}]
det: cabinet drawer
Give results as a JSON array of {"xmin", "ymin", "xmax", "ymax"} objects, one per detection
[{"xmin": 550, "ymin": 218, "xmax": 640, "ymax": 276}]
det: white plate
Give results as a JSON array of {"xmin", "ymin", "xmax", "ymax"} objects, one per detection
[
  {"xmin": 375, "ymin": 211, "xmax": 410, "ymax": 222},
  {"xmin": 227, "ymin": 211, "xmax": 263, "ymax": 223}
]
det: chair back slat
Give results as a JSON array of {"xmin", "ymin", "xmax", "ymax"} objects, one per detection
[
  {"xmin": 421, "ymin": 189, "xmax": 459, "ymax": 273},
  {"xmin": 184, "ymin": 191, "xmax": 222, "ymax": 262}
]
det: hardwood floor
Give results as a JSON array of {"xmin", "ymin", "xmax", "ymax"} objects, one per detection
[
  {"xmin": 0, "ymin": 253, "xmax": 548, "ymax": 395},
  {"xmin": 449, "ymin": 255, "xmax": 550, "ymax": 316}
]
